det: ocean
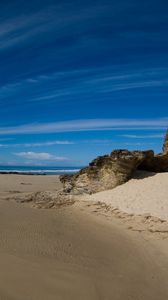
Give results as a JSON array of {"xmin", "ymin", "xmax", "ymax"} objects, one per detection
[{"xmin": 0, "ymin": 166, "xmax": 82, "ymax": 175}]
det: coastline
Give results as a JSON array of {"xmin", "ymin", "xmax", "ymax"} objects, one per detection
[
  {"xmin": 0, "ymin": 166, "xmax": 81, "ymax": 176},
  {"xmin": 0, "ymin": 171, "xmax": 47, "ymax": 175}
]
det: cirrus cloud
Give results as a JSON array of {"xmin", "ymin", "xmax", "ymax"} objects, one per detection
[{"xmin": 0, "ymin": 118, "xmax": 167, "ymax": 136}]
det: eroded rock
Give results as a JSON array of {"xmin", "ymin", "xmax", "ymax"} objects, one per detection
[
  {"xmin": 60, "ymin": 128, "xmax": 168, "ymax": 196},
  {"xmin": 60, "ymin": 150, "xmax": 153, "ymax": 194},
  {"xmin": 163, "ymin": 129, "xmax": 168, "ymax": 154}
]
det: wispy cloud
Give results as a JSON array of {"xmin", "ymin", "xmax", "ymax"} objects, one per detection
[
  {"xmin": 1, "ymin": 67, "xmax": 168, "ymax": 109},
  {"xmin": 24, "ymin": 140, "xmax": 74, "ymax": 146},
  {"xmin": 83, "ymin": 139, "xmax": 113, "ymax": 144},
  {"xmin": 0, "ymin": 140, "xmax": 74, "ymax": 148},
  {"xmin": 0, "ymin": 6, "xmax": 71, "ymax": 50},
  {"xmin": 120, "ymin": 134, "xmax": 164, "ymax": 139},
  {"xmin": 125, "ymin": 142, "xmax": 154, "ymax": 146},
  {"xmin": 102, "ymin": 80, "xmax": 168, "ymax": 92},
  {"xmin": 0, "ymin": 118, "xmax": 167, "ymax": 135},
  {"xmin": 15, "ymin": 151, "xmax": 68, "ymax": 161},
  {"xmin": 0, "ymin": 138, "xmax": 15, "ymax": 141},
  {"xmin": 0, "ymin": 9, "xmax": 50, "ymax": 50},
  {"xmin": 0, "ymin": 3, "xmax": 109, "ymax": 51}
]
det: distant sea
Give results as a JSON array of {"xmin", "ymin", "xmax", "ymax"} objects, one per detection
[{"xmin": 0, "ymin": 166, "xmax": 82, "ymax": 175}]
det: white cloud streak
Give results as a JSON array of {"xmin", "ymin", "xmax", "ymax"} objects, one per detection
[
  {"xmin": 0, "ymin": 140, "xmax": 74, "ymax": 148},
  {"xmin": 103, "ymin": 80, "xmax": 168, "ymax": 92},
  {"xmin": 120, "ymin": 134, "xmax": 164, "ymax": 139},
  {"xmin": 15, "ymin": 151, "xmax": 67, "ymax": 161},
  {"xmin": 1, "ymin": 67, "xmax": 168, "ymax": 102},
  {"xmin": 0, "ymin": 118, "xmax": 167, "ymax": 136}
]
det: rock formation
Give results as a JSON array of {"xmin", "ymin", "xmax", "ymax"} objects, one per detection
[
  {"xmin": 60, "ymin": 150, "xmax": 154, "ymax": 194},
  {"xmin": 138, "ymin": 129, "xmax": 168, "ymax": 173},
  {"xmin": 163, "ymin": 129, "xmax": 168, "ymax": 154},
  {"xmin": 60, "ymin": 130, "xmax": 168, "ymax": 195}
]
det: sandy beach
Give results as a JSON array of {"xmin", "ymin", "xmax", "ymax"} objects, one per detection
[
  {"xmin": 1, "ymin": 0, "xmax": 167, "ymax": 298},
  {"xmin": 0, "ymin": 173, "xmax": 168, "ymax": 299}
]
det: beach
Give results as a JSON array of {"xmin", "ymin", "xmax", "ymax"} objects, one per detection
[
  {"xmin": 1, "ymin": 0, "xmax": 167, "ymax": 298},
  {"xmin": 0, "ymin": 173, "xmax": 168, "ymax": 299}
]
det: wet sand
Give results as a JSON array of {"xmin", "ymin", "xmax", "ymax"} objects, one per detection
[{"xmin": 0, "ymin": 174, "xmax": 168, "ymax": 299}]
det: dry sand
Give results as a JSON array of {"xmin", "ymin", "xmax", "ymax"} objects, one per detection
[
  {"xmin": 85, "ymin": 171, "xmax": 168, "ymax": 221},
  {"xmin": 0, "ymin": 173, "xmax": 168, "ymax": 299},
  {"xmin": 0, "ymin": 174, "xmax": 62, "ymax": 196}
]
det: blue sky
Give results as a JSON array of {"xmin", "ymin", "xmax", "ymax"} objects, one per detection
[{"xmin": 0, "ymin": 0, "xmax": 168, "ymax": 166}]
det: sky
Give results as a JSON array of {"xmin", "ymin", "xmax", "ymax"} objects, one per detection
[{"xmin": 0, "ymin": 0, "xmax": 168, "ymax": 166}]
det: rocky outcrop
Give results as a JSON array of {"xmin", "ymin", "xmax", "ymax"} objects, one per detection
[
  {"xmin": 163, "ymin": 130, "xmax": 168, "ymax": 154},
  {"xmin": 60, "ymin": 129, "xmax": 168, "ymax": 195},
  {"xmin": 60, "ymin": 150, "xmax": 153, "ymax": 194},
  {"xmin": 60, "ymin": 130, "xmax": 168, "ymax": 195}
]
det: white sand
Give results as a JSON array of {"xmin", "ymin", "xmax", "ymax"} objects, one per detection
[{"xmin": 86, "ymin": 171, "xmax": 168, "ymax": 221}]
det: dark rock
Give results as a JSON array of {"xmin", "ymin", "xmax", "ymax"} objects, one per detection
[{"xmin": 138, "ymin": 153, "xmax": 168, "ymax": 172}]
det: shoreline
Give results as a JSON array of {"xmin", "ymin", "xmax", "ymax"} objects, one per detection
[{"xmin": 0, "ymin": 171, "xmax": 47, "ymax": 175}]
